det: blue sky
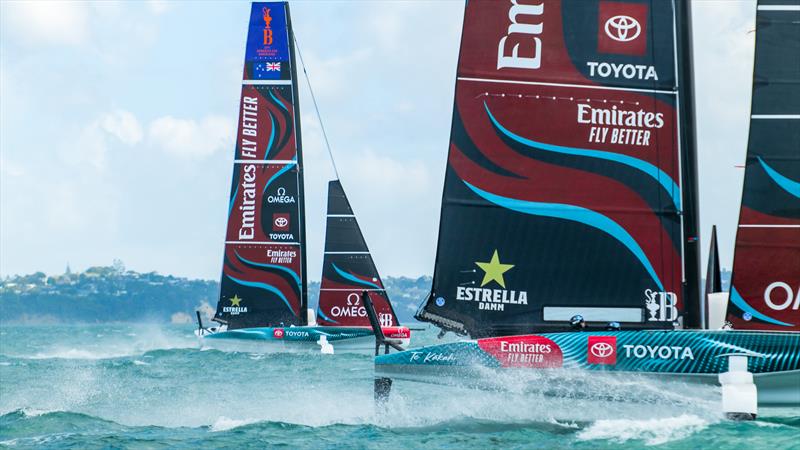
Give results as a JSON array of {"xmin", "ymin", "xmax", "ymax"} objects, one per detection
[{"xmin": 1, "ymin": 1, "xmax": 758, "ymax": 280}]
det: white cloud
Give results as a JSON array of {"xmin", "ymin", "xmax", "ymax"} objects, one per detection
[
  {"xmin": 99, "ymin": 110, "xmax": 144, "ymax": 146},
  {"xmin": 2, "ymin": 1, "xmax": 90, "ymax": 46},
  {"xmin": 74, "ymin": 110, "xmax": 143, "ymax": 170},
  {"xmin": 148, "ymin": 115, "xmax": 235, "ymax": 158},
  {"xmin": 146, "ymin": 0, "xmax": 170, "ymax": 16}
]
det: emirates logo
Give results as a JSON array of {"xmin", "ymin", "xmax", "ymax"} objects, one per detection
[
  {"xmin": 590, "ymin": 341, "xmax": 614, "ymax": 358},
  {"xmin": 604, "ymin": 15, "xmax": 641, "ymax": 42}
]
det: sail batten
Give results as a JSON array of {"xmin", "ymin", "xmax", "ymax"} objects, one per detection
[
  {"xmin": 417, "ymin": 0, "xmax": 700, "ymax": 337},
  {"xmin": 214, "ymin": 2, "xmax": 308, "ymax": 329},
  {"xmin": 725, "ymin": 0, "xmax": 800, "ymax": 331}
]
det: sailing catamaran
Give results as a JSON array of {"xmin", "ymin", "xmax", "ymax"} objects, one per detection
[
  {"xmin": 196, "ymin": 1, "xmax": 410, "ymax": 353},
  {"xmin": 369, "ymin": 0, "xmax": 799, "ymax": 415}
]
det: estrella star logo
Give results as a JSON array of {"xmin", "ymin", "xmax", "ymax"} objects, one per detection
[
  {"xmin": 230, "ymin": 294, "xmax": 243, "ymax": 307},
  {"xmin": 475, "ymin": 250, "xmax": 514, "ymax": 288}
]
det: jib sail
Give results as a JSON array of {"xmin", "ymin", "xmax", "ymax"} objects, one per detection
[
  {"xmin": 416, "ymin": 0, "xmax": 701, "ymax": 337},
  {"xmin": 215, "ymin": 1, "xmax": 308, "ymax": 329},
  {"xmin": 726, "ymin": 0, "xmax": 800, "ymax": 331},
  {"xmin": 317, "ymin": 180, "xmax": 399, "ymax": 327}
]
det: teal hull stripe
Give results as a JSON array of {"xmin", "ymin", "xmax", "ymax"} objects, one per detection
[
  {"xmin": 758, "ymin": 156, "xmax": 800, "ymax": 199},
  {"xmin": 234, "ymin": 251, "xmax": 301, "ymax": 289},
  {"xmin": 464, "ymin": 180, "xmax": 664, "ymax": 290},
  {"xmin": 730, "ymin": 286, "xmax": 793, "ymax": 327},
  {"xmin": 332, "ymin": 263, "xmax": 381, "ymax": 289},
  {"xmin": 484, "ymin": 102, "xmax": 682, "ymax": 210},
  {"xmin": 225, "ymin": 274, "xmax": 293, "ymax": 312}
]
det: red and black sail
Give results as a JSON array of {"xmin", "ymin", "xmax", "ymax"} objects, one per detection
[
  {"xmin": 317, "ymin": 180, "xmax": 399, "ymax": 327},
  {"xmin": 416, "ymin": 0, "xmax": 701, "ymax": 337},
  {"xmin": 726, "ymin": 0, "xmax": 800, "ymax": 331},
  {"xmin": 214, "ymin": 2, "xmax": 308, "ymax": 329}
]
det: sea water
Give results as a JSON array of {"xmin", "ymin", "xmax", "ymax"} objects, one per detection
[{"xmin": 0, "ymin": 324, "xmax": 798, "ymax": 449}]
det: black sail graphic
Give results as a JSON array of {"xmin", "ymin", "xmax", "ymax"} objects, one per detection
[
  {"xmin": 726, "ymin": 0, "xmax": 800, "ymax": 331},
  {"xmin": 416, "ymin": 0, "xmax": 701, "ymax": 337},
  {"xmin": 214, "ymin": 2, "xmax": 308, "ymax": 329},
  {"xmin": 317, "ymin": 181, "xmax": 399, "ymax": 327}
]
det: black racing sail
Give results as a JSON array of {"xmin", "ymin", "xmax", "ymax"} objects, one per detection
[
  {"xmin": 316, "ymin": 180, "xmax": 400, "ymax": 327},
  {"xmin": 416, "ymin": 0, "xmax": 701, "ymax": 337},
  {"xmin": 214, "ymin": 1, "xmax": 308, "ymax": 329},
  {"xmin": 725, "ymin": 0, "xmax": 800, "ymax": 331}
]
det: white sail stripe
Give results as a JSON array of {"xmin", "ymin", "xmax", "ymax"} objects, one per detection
[
  {"xmin": 327, "ymin": 214, "xmax": 355, "ymax": 218},
  {"xmin": 457, "ymin": 76, "xmax": 677, "ymax": 95},
  {"xmin": 324, "ymin": 251, "xmax": 370, "ymax": 254},
  {"xmin": 234, "ymin": 160, "xmax": 297, "ymax": 164},
  {"xmin": 242, "ymin": 80, "xmax": 292, "ymax": 85},
  {"xmin": 320, "ymin": 288, "xmax": 384, "ymax": 292},
  {"xmin": 225, "ymin": 241, "xmax": 301, "ymax": 245},
  {"xmin": 757, "ymin": 5, "xmax": 800, "ymax": 11},
  {"xmin": 738, "ymin": 225, "xmax": 800, "ymax": 228},
  {"xmin": 751, "ymin": 114, "xmax": 800, "ymax": 119}
]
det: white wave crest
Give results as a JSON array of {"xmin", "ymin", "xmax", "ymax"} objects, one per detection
[{"xmin": 577, "ymin": 414, "xmax": 711, "ymax": 445}]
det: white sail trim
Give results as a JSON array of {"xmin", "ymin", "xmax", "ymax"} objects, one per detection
[
  {"xmin": 543, "ymin": 306, "xmax": 644, "ymax": 323},
  {"xmin": 757, "ymin": 5, "xmax": 800, "ymax": 11},
  {"xmin": 457, "ymin": 77, "xmax": 677, "ymax": 95},
  {"xmin": 225, "ymin": 241, "xmax": 301, "ymax": 245},
  {"xmin": 738, "ymin": 224, "xmax": 800, "ymax": 228},
  {"xmin": 324, "ymin": 251, "xmax": 370, "ymax": 254},
  {"xmin": 234, "ymin": 160, "xmax": 298, "ymax": 164},
  {"xmin": 751, "ymin": 115, "xmax": 800, "ymax": 119},
  {"xmin": 243, "ymin": 80, "xmax": 292, "ymax": 85}
]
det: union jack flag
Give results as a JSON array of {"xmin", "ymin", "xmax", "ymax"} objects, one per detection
[{"xmin": 266, "ymin": 62, "xmax": 281, "ymax": 71}]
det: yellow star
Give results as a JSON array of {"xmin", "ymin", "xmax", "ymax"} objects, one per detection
[
  {"xmin": 230, "ymin": 294, "xmax": 243, "ymax": 307},
  {"xmin": 475, "ymin": 250, "xmax": 514, "ymax": 288}
]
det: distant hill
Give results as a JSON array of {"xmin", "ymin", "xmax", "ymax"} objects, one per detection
[{"xmin": 0, "ymin": 263, "xmax": 430, "ymax": 324}]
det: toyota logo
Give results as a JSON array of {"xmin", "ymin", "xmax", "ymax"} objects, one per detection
[
  {"xmin": 273, "ymin": 328, "xmax": 284, "ymax": 338},
  {"xmin": 274, "ymin": 217, "xmax": 288, "ymax": 227},
  {"xmin": 590, "ymin": 342, "xmax": 614, "ymax": 358},
  {"xmin": 604, "ymin": 15, "xmax": 641, "ymax": 42}
]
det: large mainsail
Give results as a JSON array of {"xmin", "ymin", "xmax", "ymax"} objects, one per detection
[
  {"xmin": 316, "ymin": 180, "xmax": 399, "ymax": 327},
  {"xmin": 726, "ymin": 0, "xmax": 800, "ymax": 331},
  {"xmin": 214, "ymin": 2, "xmax": 308, "ymax": 329},
  {"xmin": 416, "ymin": 0, "xmax": 701, "ymax": 337}
]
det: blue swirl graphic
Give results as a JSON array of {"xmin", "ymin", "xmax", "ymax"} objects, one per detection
[
  {"xmin": 228, "ymin": 184, "xmax": 239, "ymax": 218},
  {"xmin": 262, "ymin": 162, "xmax": 295, "ymax": 197},
  {"xmin": 730, "ymin": 286, "xmax": 793, "ymax": 327},
  {"xmin": 265, "ymin": 112, "xmax": 276, "ymax": 159},
  {"xmin": 316, "ymin": 308, "xmax": 339, "ymax": 324},
  {"xmin": 269, "ymin": 90, "xmax": 288, "ymax": 111},
  {"xmin": 463, "ymin": 180, "xmax": 664, "ymax": 290},
  {"xmin": 235, "ymin": 251, "xmax": 301, "ymax": 289},
  {"xmin": 758, "ymin": 156, "xmax": 800, "ymax": 199},
  {"xmin": 484, "ymin": 102, "xmax": 682, "ymax": 210},
  {"xmin": 332, "ymin": 263, "xmax": 381, "ymax": 289},
  {"xmin": 225, "ymin": 274, "xmax": 293, "ymax": 312}
]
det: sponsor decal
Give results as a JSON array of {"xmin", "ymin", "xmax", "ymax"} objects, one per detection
[
  {"xmin": 578, "ymin": 103, "xmax": 664, "ymax": 147},
  {"xmin": 330, "ymin": 293, "xmax": 366, "ymax": 318},
  {"xmin": 267, "ymin": 248, "xmax": 296, "ymax": 264},
  {"xmin": 240, "ymin": 96, "xmax": 259, "ymax": 158},
  {"xmin": 222, "ymin": 294, "xmax": 248, "ymax": 315},
  {"xmin": 379, "ymin": 313, "xmax": 393, "ymax": 327},
  {"xmin": 623, "ymin": 344, "xmax": 694, "ymax": 360},
  {"xmin": 597, "ymin": 2, "xmax": 648, "ymax": 56},
  {"xmin": 384, "ymin": 327, "xmax": 410, "ymax": 339},
  {"xmin": 645, "ymin": 289, "xmax": 679, "ymax": 322},
  {"xmin": 587, "ymin": 336, "xmax": 617, "ymax": 365},
  {"xmin": 267, "ymin": 187, "xmax": 296, "ymax": 204},
  {"xmin": 272, "ymin": 213, "xmax": 290, "ymax": 231},
  {"xmin": 285, "ymin": 330, "xmax": 309, "ymax": 338},
  {"xmin": 273, "ymin": 328, "xmax": 284, "ymax": 338},
  {"xmin": 586, "ymin": 61, "xmax": 658, "ymax": 81},
  {"xmin": 478, "ymin": 335, "xmax": 563, "ymax": 368},
  {"xmin": 409, "ymin": 351, "xmax": 457, "ymax": 363},
  {"xmin": 262, "ymin": 7, "xmax": 273, "ymax": 45},
  {"xmin": 435, "ymin": 297, "xmax": 445, "ymax": 307},
  {"xmin": 265, "ymin": 62, "xmax": 281, "ymax": 71},
  {"xmin": 497, "ymin": 0, "xmax": 544, "ymax": 70},
  {"xmin": 764, "ymin": 282, "xmax": 800, "ymax": 311},
  {"xmin": 456, "ymin": 250, "xmax": 528, "ymax": 312}
]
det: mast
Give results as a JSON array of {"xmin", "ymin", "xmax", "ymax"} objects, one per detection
[
  {"xmin": 726, "ymin": 0, "xmax": 800, "ymax": 331},
  {"xmin": 675, "ymin": 0, "xmax": 702, "ymax": 329},
  {"xmin": 416, "ymin": 0, "xmax": 693, "ymax": 337},
  {"xmin": 316, "ymin": 180, "xmax": 400, "ymax": 327},
  {"xmin": 214, "ymin": 1, "xmax": 307, "ymax": 329}
]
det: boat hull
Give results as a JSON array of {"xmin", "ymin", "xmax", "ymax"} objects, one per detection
[
  {"xmin": 197, "ymin": 325, "xmax": 411, "ymax": 354},
  {"xmin": 375, "ymin": 330, "xmax": 800, "ymax": 406}
]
